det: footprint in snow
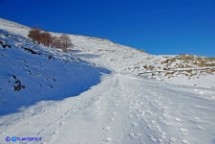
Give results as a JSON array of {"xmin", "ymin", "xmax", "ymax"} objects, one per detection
[
  {"xmin": 162, "ymin": 112, "xmax": 170, "ymax": 118},
  {"xmin": 169, "ymin": 137, "xmax": 177, "ymax": 144},
  {"xmin": 182, "ymin": 140, "xmax": 190, "ymax": 144},
  {"xmin": 147, "ymin": 124, "xmax": 152, "ymax": 129},
  {"xmin": 151, "ymin": 120, "xmax": 156, "ymax": 124},
  {"xmin": 60, "ymin": 121, "xmax": 65, "ymax": 126},
  {"xmin": 158, "ymin": 138, "xmax": 165, "ymax": 144},
  {"xmin": 161, "ymin": 132, "xmax": 166, "ymax": 139},
  {"xmin": 66, "ymin": 116, "xmax": 72, "ymax": 119},
  {"xmin": 145, "ymin": 111, "xmax": 153, "ymax": 116},
  {"xmin": 194, "ymin": 116, "xmax": 200, "ymax": 121},
  {"xmin": 37, "ymin": 128, "xmax": 45, "ymax": 135},
  {"xmin": 158, "ymin": 102, "xmax": 162, "ymax": 106},
  {"xmin": 108, "ymin": 117, "xmax": 115, "ymax": 121},
  {"xmin": 112, "ymin": 112, "xmax": 117, "ymax": 115},
  {"xmin": 150, "ymin": 136, "xmax": 157, "ymax": 142},
  {"xmin": 103, "ymin": 126, "xmax": 110, "ymax": 132},
  {"xmin": 194, "ymin": 89, "xmax": 205, "ymax": 95},
  {"xmin": 158, "ymin": 117, "xmax": 171, "ymax": 126},
  {"xmin": 53, "ymin": 130, "xmax": 59, "ymax": 135},
  {"xmin": 108, "ymin": 112, "xmax": 116, "ymax": 117},
  {"xmin": 175, "ymin": 118, "xmax": 182, "ymax": 122},
  {"xmin": 131, "ymin": 122, "xmax": 138, "ymax": 127},
  {"xmin": 128, "ymin": 114, "xmax": 134, "ymax": 119},
  {"xmin": 63, "ymin": 110, "xmax": 70, "ymax": 116},
  {"xmin": 199, "ymin": 91, "xmax": 204, "ymax": 95},
  {"xmin": 129, "ymin": 133, "xmax": 141, "ymax": 139},
  {"xmin": 102, "ymin": 137, "xmax": 112, "ymax": 143},
  {"xmin": 179, "ymin": 128, "xmax": 188, "ymax": 135},
  {"xmin": 162, "ymin": 106, "xmax": 168, "ymax": 110},
  {"xmin": 196, "ymin": 125, "xmax": 205, "ymax": 131}
]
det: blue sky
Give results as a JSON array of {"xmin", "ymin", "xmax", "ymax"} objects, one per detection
[{"xmin": 0, "ymin": 0, "xmax": 215, "ymax": 57}]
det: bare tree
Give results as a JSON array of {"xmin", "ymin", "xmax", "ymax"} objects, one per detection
[
  {"xmin": 28, "ymin": 28, "xmax": 73, "ymax": 51},
  {"xmin": 28, "ymin": 28, "xmax": 41, "ymax": 43},
  {"xmin": 60, "ymin": 34, "xmax": 72, "ymax": 52},
  {"xmin": 51, "ymin": 36, "xmax": 62, "ymax": 48},
  {"xmin": 39, "ymin": 32, "xmax": 52, "ymax": 47}
]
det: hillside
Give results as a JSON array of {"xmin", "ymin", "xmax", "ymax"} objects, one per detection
[
  {"xmin": 0, "ymin": 28, "xmax": 110, "ymax": 115},
  {"xmin": 1, "ymin": 18, "xmax": 214, "ymax": 86},
  {"xmin": 0, "ymin": 18, "xmax": 215, "ymax": 144}
]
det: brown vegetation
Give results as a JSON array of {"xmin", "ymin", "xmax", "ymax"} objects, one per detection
[
  {"xmin": 40, "ymin": 32, "xmax": 52, "ymax": 47},
  {"xmin": 60, "ymin": 34, "xmax": 72, "ymax": 52},
  {"xmin": 161, "ymin": 54, "xmax": 215, "ymax": 68},
  {"xmin": 28, "ymin": 28, "xmax": 72, "ymax": 52},
  {"xmin": 28, "ymin": 28, "xmax": 41, "ymax": 43}
]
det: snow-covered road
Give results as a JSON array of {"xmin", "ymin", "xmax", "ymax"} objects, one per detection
[{"xmin": 1, "ymin": 73, "xmax": 215, "ymax": 144}]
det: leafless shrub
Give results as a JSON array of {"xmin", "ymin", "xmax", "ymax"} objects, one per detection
[{"xmin": 28, "ymin": 28, "xmax": 73, "ymax": 52}]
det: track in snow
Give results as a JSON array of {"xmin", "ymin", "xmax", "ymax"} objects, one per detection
[{"xmin": 0, "ymin": 73, "xmax": 215, "ymax": 144}]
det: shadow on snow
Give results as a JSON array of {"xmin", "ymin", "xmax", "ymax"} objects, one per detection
[{"xmin": 0, "ymin": 65, "xmax": 111, "ymax": 116}]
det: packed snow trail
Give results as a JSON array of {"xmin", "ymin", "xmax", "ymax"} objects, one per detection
[{"xmin": 1, "ymin": 73, "xmax": 215, "ymax": 144}]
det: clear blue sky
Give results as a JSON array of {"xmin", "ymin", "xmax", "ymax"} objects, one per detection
[{"xmin": 0, "ymin": 0, "xmax": 215, "ymax": 57}]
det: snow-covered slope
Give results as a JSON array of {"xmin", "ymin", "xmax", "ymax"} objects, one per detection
[
  {"xmin": 0, "ymin": 18, "xmax": 215, "ymax": 144},
  {"xmin": 0, "ymin": 29, "xmax": 110, "ymax": 115},
  {"xmin": 0, "ymin": 18, "xmax": 30, "ymax": 36}
]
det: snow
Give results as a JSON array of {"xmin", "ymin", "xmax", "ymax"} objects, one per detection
[
  {"xmin": 0, "ymin": 18, "xmax": 215, "ymax": 144},
  {"xmin": 0, "ymin": 29, "xmax": 110, "ymax": 115},
  {"xmin": 1, "ymin": 73, "xmax": 215, "ymax": 144},
  {"xmin": 0, "ymin": 18, "xmax": 30, "ymax": 37}
]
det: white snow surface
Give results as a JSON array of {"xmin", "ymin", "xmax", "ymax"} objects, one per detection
[{"xmin": 0, "ymin": 18, "xmax": 215, "ymax": 144}]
